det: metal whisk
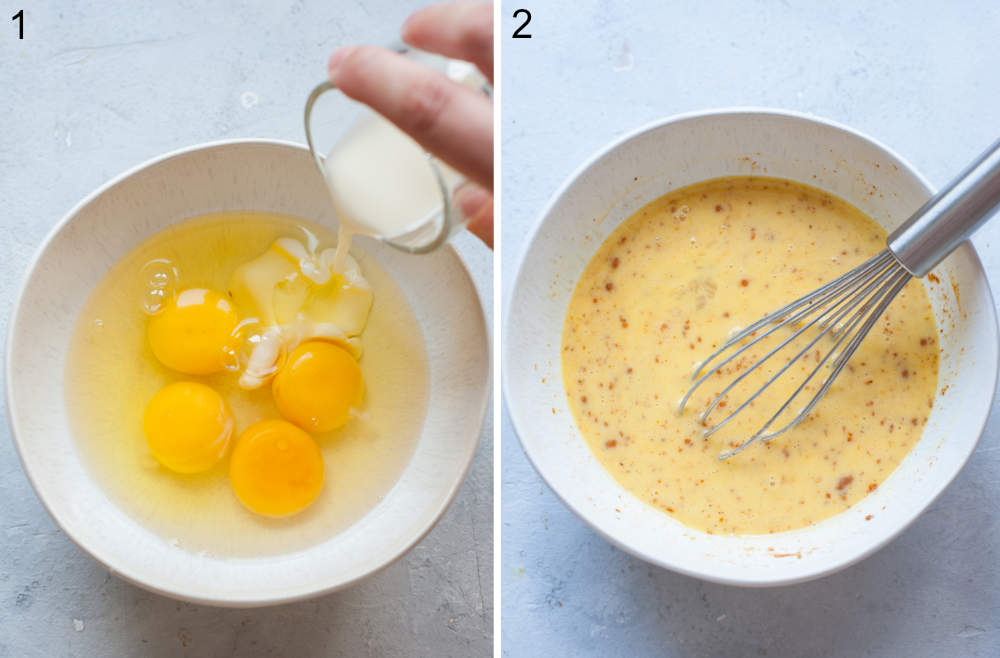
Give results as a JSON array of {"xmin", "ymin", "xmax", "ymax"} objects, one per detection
[{"xmin": 679, "ymin": 139, "xmax": 1000, "ymax": 459}]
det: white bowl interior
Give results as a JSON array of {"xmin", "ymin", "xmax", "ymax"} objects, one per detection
[
  {"xmin": 7, "ymin": 141, "xmax": 489, "ymax": 605},
  {"xmin": 505, "ymin": 110, "xmax": 998, "ymax": 585}
]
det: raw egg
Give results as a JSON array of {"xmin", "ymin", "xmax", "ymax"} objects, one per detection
[
  {"xmin": 143, "ymin": 381, "xmax": 235, "ymax": 474},
  {"xmin": 272, "ymin": 340, "xmax": 364, "ymax": 432},
  {"xmin": 148, "ymin": 288, "xmax": 240, "ymax": 375},
  {"xmin": 229, "ymin": 419, "xmax": 324, "ymax": 517}
]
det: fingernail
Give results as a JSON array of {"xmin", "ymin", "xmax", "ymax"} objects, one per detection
[{"xmin": 327, "ymin": 47, "xmax": 354, "ymax": 81}]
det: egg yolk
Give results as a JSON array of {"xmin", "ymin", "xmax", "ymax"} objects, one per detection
[
  {"xmin": 229, "ymin": 419, "xmax": 324, "ymax": 517},
  {"xmin": 143, "ymin": 381, "xmax": 235, "ymax": 474},
  {"xmin": 148, "ymin": 288, "xmax": 240, "ymax": 375},
  {"xmin": 272, "ymin": 340, "xmax": 364, "ymax": 432}
]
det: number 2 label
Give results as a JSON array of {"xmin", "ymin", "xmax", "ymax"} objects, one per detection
[{"xmin": 512, "ymin": 9, "xmax": 531, "ymax": 38}]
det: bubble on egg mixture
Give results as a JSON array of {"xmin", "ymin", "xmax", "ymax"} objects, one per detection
[
  {"xmin": 221, "ymin": 345, "xmax": 241, "ymax": 373},
  {"xmin": 142, "ymin": 287, "xmax": 170, "ymax": 315},
  {"xmin": 221, "ymin": 319, "xmax": 261, "ymax": 373},
  {"xmin": 139, "ymin": 258, "xmax": 178, "ymax": 315}
]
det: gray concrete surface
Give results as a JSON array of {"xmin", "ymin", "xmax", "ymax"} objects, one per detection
[
  {"xmin": 501, "ymin": 1, "xmax": 1000, "ymax": 656},
  {"xmin": 0, "ymin": 1, "xmax": 492, "ymax": 656}
]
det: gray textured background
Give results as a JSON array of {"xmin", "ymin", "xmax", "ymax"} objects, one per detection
[
  {"xmin": 501, "ymin": 1, "xmax": 1000, "ymax": 656},
  {"xmin": 0, "ymin": 1, "xmax": 492, "ymax": 656}
]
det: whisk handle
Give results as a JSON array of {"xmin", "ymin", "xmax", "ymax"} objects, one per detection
[{"xmin": 887, "ymin": 138, "xmax": 1000, "ymax": 277}]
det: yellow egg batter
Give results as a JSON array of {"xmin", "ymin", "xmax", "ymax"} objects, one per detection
[
  {"xmin": 562, "ymin": 177, "xmax": 939, "ymax": 535},
  {"xmin": 66, "ymin": 212, "xmax": 429, "ymax": 556}
]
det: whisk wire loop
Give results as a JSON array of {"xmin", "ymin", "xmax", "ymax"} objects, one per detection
[
  {"xmin": 677, "ymin": 250, "xmax": 911, "ymax": 458},
  {"xmin": 677, "ymin": 251, "xmax": 895, "ymax": 417},
  {"xmin": 699, "ymin": 256, "xmax": 901, "ymax": 438},
  {"xmin": 717, "ymin": 267, "xmax": 911, "ymax": 459},
  {"xmin": 679, "ymin": 137, "xmax": 1000, "ymax": 459}
]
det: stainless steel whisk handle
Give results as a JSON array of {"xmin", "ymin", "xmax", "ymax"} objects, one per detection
[{"xmin": 888, "ymin": 138, "xmax": 1000, "ymax": 278}]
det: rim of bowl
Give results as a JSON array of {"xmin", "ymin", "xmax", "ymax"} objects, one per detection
[
  {"xmin": 502, "ymin": 106, "xmax": 1000, "ymax": 586},
  {"xmin": 5, "ymin": 138, "xmax": 491, "ymax": 606}
]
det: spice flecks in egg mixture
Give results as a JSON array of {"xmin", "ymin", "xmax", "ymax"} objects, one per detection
[{"xmin": 562, "ymin": 177, "xmax": 939, "ymax": 535}]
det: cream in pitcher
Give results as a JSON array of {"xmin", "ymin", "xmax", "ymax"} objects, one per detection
[
  {"xmin": 304, "ymin": 50, "xmax": 484, "ymax": 264},
  {"xmin": 323, "ymin": 112, "xmax": 462, "ymax": 269}
]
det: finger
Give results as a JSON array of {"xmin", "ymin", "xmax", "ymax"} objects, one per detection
[
  {"xmin": 401, "ymin": 2, "xmax": 493, "ymax": 83},
  {"xmin": 455, "ymin": 183, "xmax": 493, "ymax": 248},
  {"xmin": 329, "ymin": 45, "xmax": 493, "ymax": 189}
]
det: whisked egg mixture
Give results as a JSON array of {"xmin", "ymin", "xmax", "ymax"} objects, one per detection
[
  {"xmin": 66, "ymin": 212, "xmax": 428, "ymax": 556},
  {"xmin": 562, "ymin": 177, "xmax": 939, "ymax": 535}
]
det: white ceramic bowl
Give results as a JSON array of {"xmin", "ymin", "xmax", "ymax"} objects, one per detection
[
  {"xmin": 6, "ymin": 140, "xmax": 489, "ymax": 606},
  {"xmin": 504, "ymin": 109, "xmax": 998, "ymax": 586}
]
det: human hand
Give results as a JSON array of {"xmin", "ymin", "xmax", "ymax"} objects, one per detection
[{"xmin": 327, "ymin": 2, "xmax": 494, "ymax": 248}]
